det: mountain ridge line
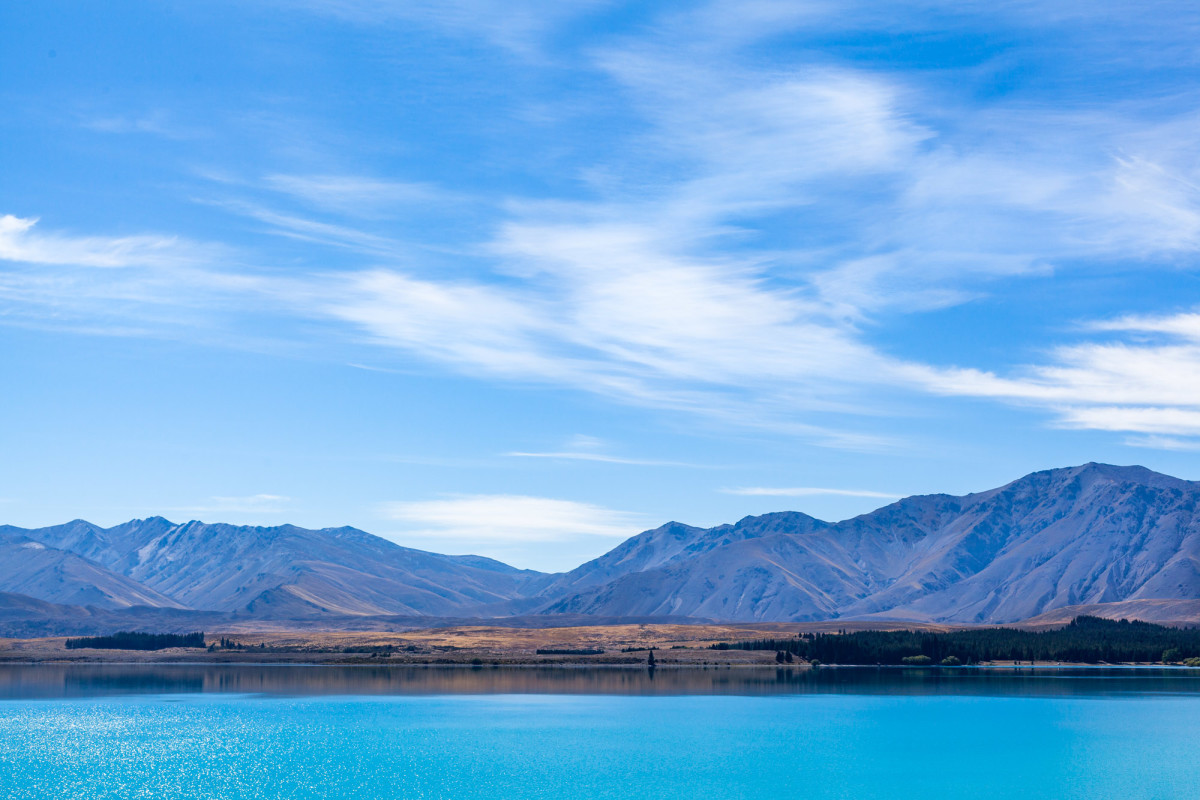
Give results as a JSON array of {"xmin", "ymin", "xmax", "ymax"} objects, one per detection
[{"xmin": 3, "ymin": 462, "xmax": 1200, "ymax": 634}]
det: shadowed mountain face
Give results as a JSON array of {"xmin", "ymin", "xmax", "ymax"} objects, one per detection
[
  {"xmin": 535, "ymin": 464, "xmax": 1200, "ymax": 623},
  {"xmin": 2, "ymin": 463, "xmax": 1199, "ymax": 632},
  {"xmin": 0, "ymin": 532, "xmax": 186, "ymax": 610},
  {"xmin": 1, "ymin": 518, "xmax": 549, "ymax": 619},
  {"xmin": 536, "ymin": 512, "xmax": 829, "ymax": 602}
]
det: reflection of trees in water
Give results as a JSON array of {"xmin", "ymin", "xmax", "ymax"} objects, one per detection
[{"xmin": 2, "ymin": 664, "xmax": 1199, "ymax": 700}]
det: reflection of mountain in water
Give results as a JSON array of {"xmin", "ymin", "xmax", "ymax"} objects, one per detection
[{"xmin": 3, "ymin": 664, "xmax": 1200, "ymax": 700}]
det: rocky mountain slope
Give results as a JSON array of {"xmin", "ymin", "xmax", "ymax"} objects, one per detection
[
  {"xmin": 1, "ymin": 518, "xmax": 549, "ymax": 619},
  {"xmin": 536, "ymin": 464, "xmax": 1200, "ymax": 623},
  {"xmin": 0, "ymin": 533, "xmax": 185, "ymax": 610},
  {"xmin": 2, "ymin": 463, "xmax": 1199, "ymax": 633}
]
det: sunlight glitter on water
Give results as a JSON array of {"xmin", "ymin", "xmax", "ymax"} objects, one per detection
[{"xmin": 2, "ymin": 687, "xmax": 1199, "ymax": 800}]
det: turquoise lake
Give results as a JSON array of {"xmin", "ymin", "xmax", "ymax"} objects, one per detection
[{"xmin": 2, "ymin": 665, "xmax": 1198, "ymax": 799}]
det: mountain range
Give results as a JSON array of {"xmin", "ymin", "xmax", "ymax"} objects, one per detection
[{"xmin": 3, "ymin": 463, "xmax": 1199, "ymax": 636}]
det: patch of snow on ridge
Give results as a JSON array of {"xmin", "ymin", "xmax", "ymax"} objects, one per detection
[{"xmin": 136, "ymin": 539, "xmax": 162, "ymax": 564}]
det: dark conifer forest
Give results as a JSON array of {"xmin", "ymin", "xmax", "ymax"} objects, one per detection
[
  {"xmin": 714, "ymin": 617, "xmax": 1200, "ymax": 665},
  {"xmin": 64, "ymin": 631, "xmax": 206, "ymax": 650}
]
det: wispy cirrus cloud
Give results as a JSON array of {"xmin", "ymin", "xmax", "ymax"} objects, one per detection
[
  {"xmin": 507, "ymin": 451, "xmax": 702, "ymax": 467},
  {"xmin": 505, "ymin": 434, "xmax": 707, "ymax": 467},
  {"xmin": 378, "ymin": 494, "xmax": 647, "ymax": 542},
  {"xmin": 306, "ymin": 44, "xmax": 1200, "ymax": 443},
  {"xmin": 7, "ymin": 1, "xmax": 1200, "ymax": 455},
  {"xmin": 279, "ymin": 0, "xmax": 613, "ymax": 56},
  {"xmin": 0, "ymin": 214, "xmax": 200, "ymax": 268},
  {"xmin": 318, "ymin": 227, "xmax": 905, "ymax": 445},
  {"xmin": 172, "ymin": 494, "xmax": 292, "ymax": 516},
  {"xmin": 909, "ymin": 309, "xmax": 1200, "ymax": 438},
  {"xmin": 305, "ymin": 57, "xmax": 936, "ymax": 437},
  {"xmin": 263, "ymin": 174, "xmax": 454, "ymax": 217},
  {"xmin": 1124, "ymin": 435, "xmax": 1200, "ymax": 452},
  {"xmin": 80, "ymin": 110, "xmax": 200, "ymax": 140},
  {"xmin": 197, "ymin": 199, "xmax": 407, "ymax": 256},
  {"xmin": 722, "ymin": 486, "xmax": 901, "ymax": 499},
  {"xmin": 0, "ymin": 214, "xmax": 269, "ymax": 339}
]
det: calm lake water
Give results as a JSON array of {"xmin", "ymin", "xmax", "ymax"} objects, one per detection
[{"xmin": 2, "ymin": 665, "xmax": 1198, "ymax": 799}]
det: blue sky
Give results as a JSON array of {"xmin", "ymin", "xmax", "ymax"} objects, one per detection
[{"xmin": 4, "ymin": 1, "xmax": 1200, "ymax": 571}]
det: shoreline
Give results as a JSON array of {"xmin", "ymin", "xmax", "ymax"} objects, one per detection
[
  {"xmin": 2, "ymin": 658, "xmax": 1197, "ymax": 670},
  {"xmin": 5, "ymin": 620, "xmax": 1199, "ymax": 670}
]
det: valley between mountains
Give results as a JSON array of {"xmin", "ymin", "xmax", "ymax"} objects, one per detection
[{"xmin": 4, "ymin": 462, "xmax": 1200, "ymax": 636}]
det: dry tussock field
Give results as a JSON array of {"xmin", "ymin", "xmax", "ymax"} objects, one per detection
[{"xmin": 0, "ymin": 620, "xmax": 957, "ymax": 665}]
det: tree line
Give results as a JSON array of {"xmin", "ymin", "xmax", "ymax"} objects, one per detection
[
  {"xmin": 65, "ymin": 631, "xmax": 206, "ymax": 651},
  {"xmin": 712, "ymin": 617, "xmax": 1200, "ymax": 665}
]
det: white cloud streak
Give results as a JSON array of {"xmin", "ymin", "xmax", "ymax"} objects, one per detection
[
  {"xmin": 281, "ymin": 0, "xmax": 611, "ymax": 56},
  {"xmin": 378, "ymin": 494, "xmax": 647, "ymax": 542},
  {"xmin": 909, "ymin": 309, "xmax": 1200, "ymax": 440},
  {"xmin": 0, "ymin": 214, "xmax": 198, "ymax": 269},
  {"xmin": 0, "ymin": 215, "xmax": 275, "ymax": 343},
  {"xmin": 172, "ymin": 494, "xmax": 292, "ymax": 515},
  {"xmin": 7, "ymin": 3, "xmax": 1200, "ymax": 451},
  {"xmin": 263, "ymin": 174, "xmax": 452, "ymax": 217},
  {"xmin": 506, "ymin": 451, "xmax": 703, "ymax": 467},
  {"xmin": 1124, "ymin": 435, "xmax": 1200, "ymax": 452},
  {"xmin": 722, "ymin": 486, "xmax": 900, "ymax": 499}
]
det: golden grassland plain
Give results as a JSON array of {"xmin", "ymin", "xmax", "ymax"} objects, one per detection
[{"xmin": 0, "ymin": 621, "xmax": 958, "ymax": 666}]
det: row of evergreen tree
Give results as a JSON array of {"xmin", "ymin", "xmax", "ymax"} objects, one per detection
[
  {"xmin": 65, "ymin": 631, "xmax": 206, "ymax": 650},
  {"xmin": 713, "ymin": 617, "xmax": 1200, "ymax": 665}
]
